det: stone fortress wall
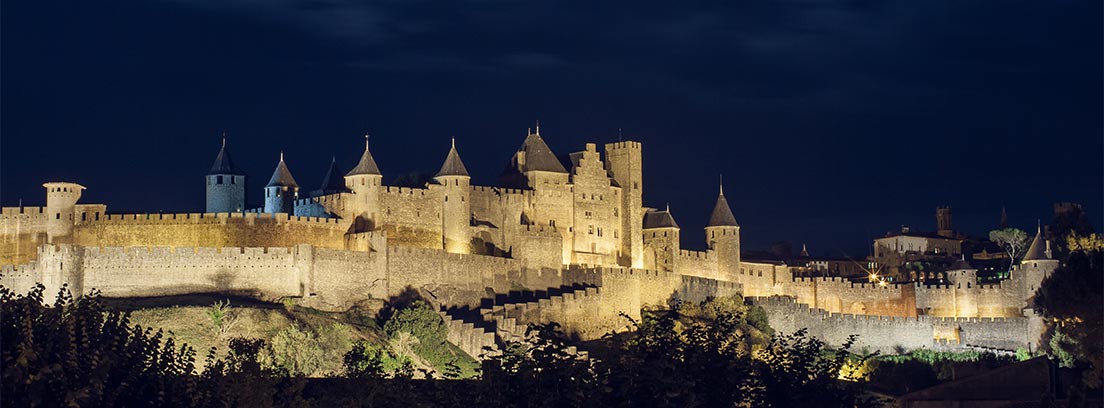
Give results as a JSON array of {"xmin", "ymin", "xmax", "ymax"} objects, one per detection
[
  {"xmin": 0, "ymin": 132, "xmax": 1054, "ymax": 356},
  {"xmin": 748, "ymin": 296, "xmax": 1034, "ymax": 353}
]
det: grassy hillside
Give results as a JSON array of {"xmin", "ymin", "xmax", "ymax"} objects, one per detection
[{"xmin": 108, "ymin": 294, "xmax": 477, "ymax": 378}]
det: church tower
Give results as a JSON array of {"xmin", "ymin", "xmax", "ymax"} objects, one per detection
[
  {"xmin": 344, "ymin": 135, "xmax": 383, "ymax": 231},
  {"xmin": 705, "ymin": 181, "xmax": 740, "ymax": 276},
  {"xmin": 205, "ymin": 137, "xmax": 246, "ymax": 213},
  {"xmin": 605, "ymin": 140, "xmax": 644, "ymax": 268},
  {"xmin": 263, "ymin": 152, "xmax": 299, "ymax": 214},
  {"xmin": 435, "ymin": 138, "xmax": 471, "ymax": 254}
]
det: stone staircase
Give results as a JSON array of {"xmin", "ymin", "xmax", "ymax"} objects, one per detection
[{"xmin": 438, "ymin": 284, "xmax": 599, "ymax": 360}]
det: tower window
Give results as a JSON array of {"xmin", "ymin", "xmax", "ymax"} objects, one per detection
[
  {"xmin": 56, "ymin": 213, "xmax": 60, "ymax": 219},
  {"xmin": 217, "ymin": 175, "xmax": 224, "ymax": 184},
  {"xmin": 231, "ymin": 176, "xmax": 236, "ymax": 185}
]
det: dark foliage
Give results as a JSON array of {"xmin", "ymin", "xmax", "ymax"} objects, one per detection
[
  {"xmin": 1034, "ymin": 245, "xmax": 1103, "ymax": 387},
  {"xmin": 4, "ymin": 284, "xmax": 881, "ymax": 407}
]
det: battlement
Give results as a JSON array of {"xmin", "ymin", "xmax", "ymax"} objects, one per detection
[
  {"xmin": 470, "ymin": 185, "xmax": 527, "ymax": 196},
  {"xmin": 386, "ymin": 245, "xmax": 518, "ymax": 266},
  {"xmin": 383, "ymin": 186, "xmax": 431, "ymax": 196},
  {"xmin": 87, "ymin": 212, "xmax": 347, "ymax": 228},
  {"xmin": 0, "ymin": 260, "xmax": 38, "ymax": 278},
  {"xmin": 748, "ymin": 295, "xmax": 926, "ymax": 322},
  {"xmin": 80, "ymin": 245, "xmax": 297, "ymax": 258},
  {"xmin": 523, "ymin": 189, "xmax": 571, "ymax": 199},
  {"xmin": 293, "ymin": 193, "xmax": 345, "ymax": 206},
  {"xmin": 678, "ymin": 249, "xmax": 714, "ymax": 260},
  {"xmin": 604, "ymin": 141, "xmax": 642, "ymax": 150},
  {"xmin": 790, "ymin": 275, "xmax": 905, "ymax": 290},
  {"xmin": 1, "ymin": 206, "xmax": 47, "ymax": 217}
]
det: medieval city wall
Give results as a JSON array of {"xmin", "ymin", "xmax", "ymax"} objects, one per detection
[
  {"xmin": 931, "ymin": 316, "xmax": 1032, "ymax": 351},
  {"xmin": 749, "ymin": 296, "xmax": 932, "ymax": 353},
  {"xmin": 750, "ymin": 296, "xmax": 1036, "ymax": 353},
  {"xmin": 1, "ymin": 204, "xmax": 107, "ymax": 265},
  {"xmin": 736, "ymin": 261, "xmax": 786, "ymax": 297},
  {"xmin": 293, "ymin": 193, "xmax": 346, "ymax": 218},
  {"xmin": 0, "ymin": 244, "xmax": 306, "ymax": 302},
  {"xmin": 384, "ymin": 245, "xmax": 566, "ymax": 307},
  {"xmin": 305, "ymin": 245, "xmax": 389, "ymax": 310},
  {"xmin": 677, "ymin": 249, "xmax": 718, "ymax": 280},
  {"xmin": 508, "ymin": 225, "xmax": 563, "ymax": 271},
  {"xmin": 785, "ymin": 276, "xmax": 917, "ymax": 317},
  {"xmin": 378, "ymin": 187, "xmax": 441, "ymax": 248},
  {"xmin": 678, "ymin": 275, "xmax": 743, "ymax": 304},
  {"xmin": 69, "ymin": 212, "xmax": 350, "ymax": 250},
  {"xmin": 915, "ymin": 280, "xmax": 1024, "ymax": 318}
]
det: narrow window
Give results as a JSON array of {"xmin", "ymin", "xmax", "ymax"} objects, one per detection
[
  {"xmin": 217, "ymin": 175, "xmax": 224, "ymax": 184},
  {"xmin": 231, "ymin": 176, "xmax": 236, "ymax": 185},
  {"xmin": 56, "ymin": 213, "xmax": 61, "ymax": 219}
]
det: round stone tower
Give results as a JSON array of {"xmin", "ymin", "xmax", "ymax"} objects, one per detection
[
  {"xmin": 344, "ymin": 135, "xmax": 383, "ymax": 231},
  {"xmin": 435, "ymin": 138, "xmax": 471, "ymax": 254},
  {"xmin": 43, "ymin": 181, "xmax": 85, "ymax": 243},
  {"xmin": 705, "ymin": 182, "xmax": 741, "ymax": 276},
  {"xmin": 205, "ymin": 137, "xmax": 246, "ymax": 213},
  {"xmin": 263, "ymin": 152, "xmax": 299, "ymax": 214},
  {"xmin": 1021, "ymin": 224, "xmax": 1059, "ymax": 302}
]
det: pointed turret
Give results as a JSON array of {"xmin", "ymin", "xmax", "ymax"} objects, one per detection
[
  {"xmin": 266, "ymin": 152, "xmax": 299, "ymax": 188},
  {"xmin": 436, "ymin": 138, "xmax": 471, "ymax": 253},
  {"xmin": 1023, "ymin": 223, "xmax": 1052, "ymax": 261},
  {"xmin": 208, "ymin": 137, "xmax": 244, "ymax": 175},
  {"xmin": 436, "ymin": 138, "xmax": 470, "ymax": 178},
  {"xmin": 313, "ymin": 157, "xmax": 349, "ymax": 197},
  {"xmin": 707, "ymin": 184, "xmax": 739, "ymax": 227},
  {"xmin": 705, "ymin": 177, "xmax": 741, "ymax": 276},
  {"xmin": 263, "ymin": 152, "xmax": 299, "ymax": 214},
  {"xmin": 347, "ymin": 135, "xmax": 382, "ymax": 176},
  {"xmin": 344, "ymin": 134, "xmax": 385, "ymax": 231},
  {"xmin": 205, "ymin": 136, "xmax": 246, "ymax": 213},
  {"xmin": 1021, "ymin": 221, "xmax": 1059, "ymax": 303}
]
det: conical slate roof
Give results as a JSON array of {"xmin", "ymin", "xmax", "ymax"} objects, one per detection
[
  {"xmin": 436, "ymin": 139, "xmax": 470, "ymax": 177},
  {"xmin": 208, "ymin": 138, "xmax": 243, "ymax": 175},
  {"xmin": 346, "ymin": 138, "xmax": 382, "ymax": 176},
  {"xmin": 314, "ymin": 158, "xmax": 348, "ymax": 196},
  {"xmin": 948, "ymin": 256, "xmax": 974, "ymax": 271},
  {"xmin": 266, "ymin": 153, "xmax": 299, "ymax": 188},
  {"xmin": 516, "ymin": 131, "xmax": 567, "ymax": 173},
  {"xmin": 1022, "ymin": 225, "xmax": 1051, "ymax": 261},
  {"xmin": 643, "ymin": 207, "xmax": 679, "ymax": 229},
  {"xmin": 707, "ymin": 187, "xmax": 739, "ymax": 227}
]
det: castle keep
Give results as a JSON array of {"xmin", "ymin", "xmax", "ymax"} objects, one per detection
[{"xmin": 0, "ymin": 127, "xmax": 1057, "ymax": 356}]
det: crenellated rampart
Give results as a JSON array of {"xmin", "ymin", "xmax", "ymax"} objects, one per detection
[{"xmin": 67, "ymin": 212, "xmax": 350, "ymax": 253}]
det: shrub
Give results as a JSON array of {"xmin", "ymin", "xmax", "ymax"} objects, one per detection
[{"xmin": 344, "ymin": 340, "xmax": 413, "ymax": 379}]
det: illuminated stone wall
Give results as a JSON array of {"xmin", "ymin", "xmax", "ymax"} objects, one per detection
[{"xmin": 69, "ymin": 212, "xmax": 349, "ymax": 250}]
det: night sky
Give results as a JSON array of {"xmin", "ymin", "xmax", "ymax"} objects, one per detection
[{"xmin": 2, "ymin": 0, "xmax": 1101, "ymax": 257}]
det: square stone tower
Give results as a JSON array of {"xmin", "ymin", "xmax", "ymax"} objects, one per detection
[{"xmin": 604, "ymin": 141, "xmax": 644, "ymax": 268}]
